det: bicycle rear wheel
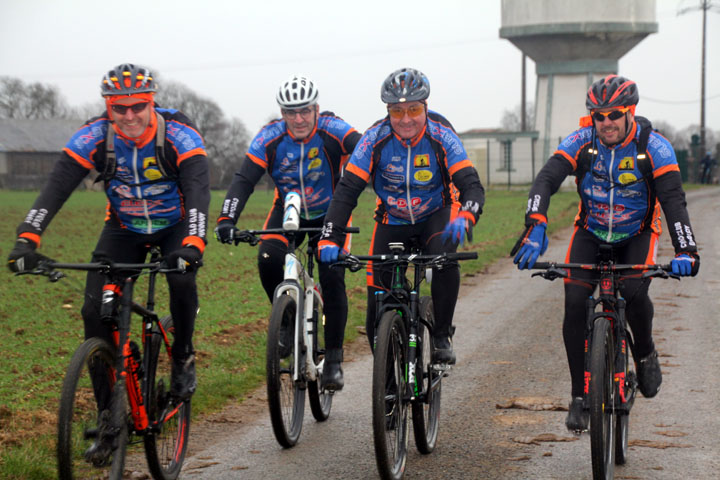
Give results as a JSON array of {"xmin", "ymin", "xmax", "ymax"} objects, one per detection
[
  {"xmin": 589, "ymin": 317, "xmax": 616, "ymax": 479},
  {"xmin": 267, "ymin": 293, "xmax": 305, "ymax": 447},
  {"xmin": 144, "ymin": 316, "xmax": 192, "ymax": 480},
  {"xmin": 57, "ymin": 337, "xmax": 128, "ymax": 480},
  {"xmin": 372, "ymin": 310, "xmax": 409, "ymax": 480},
  {"xmin": 308, "ymin": 290, "xmax": 332, "ymax": 421},
  {"xmin": 412, "ymin": 296, "xmax": 441, "ymax": 454}
]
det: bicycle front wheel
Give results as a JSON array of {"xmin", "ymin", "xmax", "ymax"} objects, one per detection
[
  {"xmin": 57, "ymin": 337, "xmax": 128, "ymax": 480},
  {"xmin": 144, "ymin": 315, "xmax": 191, "ymax": 480},
  {"xmin": 267, "ymin": 293, "xmax": 305, "ymax": 448},
  {"xmin": 589, "ymin": 317, "xmax": 616, "ymax": 480},
  {"xmin": 308, "ymin": 290, "xmax": 332, "ymax": 421},
  {"xmin": 372, "ymin": 310, "xmax": 409, "ymax": 480},
  {"xmin": 412, "ymin": 296, "xmax": 441, "ymax": 454}
]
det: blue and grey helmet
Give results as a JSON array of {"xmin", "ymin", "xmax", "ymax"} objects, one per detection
[{"xmin": 381, "ymin": 68, "xmax": 430, "ymax": 104}]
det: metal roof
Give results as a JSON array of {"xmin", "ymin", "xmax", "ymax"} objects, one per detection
[{"xmin": 0, "ymin": 118, "xmax": 82, "ymax": 152}]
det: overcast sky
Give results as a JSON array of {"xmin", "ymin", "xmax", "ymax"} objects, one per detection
[{"xmin": 1, "ymin": 0, "xmax": 718, "ymax": 138}]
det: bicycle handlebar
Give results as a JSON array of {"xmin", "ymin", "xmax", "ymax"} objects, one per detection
[
  {"xmin": 17, "ymin": 258, "xmax": 186, "ymax": 282},
  {"xmin": 530, "ymin": 261, "xmax": 677, "ymax": 281},
  {"xmin": 336, "ymin": 251, "xmax": 478, "ymax": 272},
  {"xmin": 232, "ymin": 226, "xmax": 360, "ymax": 246}
]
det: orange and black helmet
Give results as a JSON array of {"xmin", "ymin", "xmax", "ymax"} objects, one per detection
[
  {"xmin": 101, "ymin": 63, "xmax": 157, "ymax": 96},
  {"xmin": 586, "ymin": 75, "xmax": 638, "ymax": 110}
]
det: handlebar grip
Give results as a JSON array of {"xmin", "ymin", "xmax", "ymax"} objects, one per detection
[{"xmin": 453, "ymin": 252, "xmax": 478, "ymax": 260}]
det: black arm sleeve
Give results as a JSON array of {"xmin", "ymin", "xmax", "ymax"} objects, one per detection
[
  {"xmin": 218, "ymin": 155, "xmax": 267, "ymax": 223},
  {"xmin": 451, "ymin": 166, "xmax": 485, "ymax": 222},
  {"xmin": 322, "ymin": 170, "xmax": 368, "ymax": 245},
  {"xmin": 343, "ymin": 130, "xmax": 362, "ymax": 155},
  {"xmin": 16, "ymin": 153, "xmax": 90, "ymax": 239},
  {"xmin": 524, "ymin": 154, "xmax": 574, "ymax": 226},
  {"xmin": 654, "ymin": 170, "xmax": 698, "ymax": 254},
  {"xmin": 178, "ymin": 154, "xmax": 211, "ymax": 244}
]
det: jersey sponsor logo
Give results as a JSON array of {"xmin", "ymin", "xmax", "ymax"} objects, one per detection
[
  {"xmin": 113, "ymin": 184, "xmax": 135, "ymax": 199},
  {"xmin": 615, "ymin": 188, "xmax": 641, "ymax": 199},
  {"xmin": 382, "ymin": 184, "xmax": 403, "ymax": 193},
  {"xmin": 591, "ymin": 185, "xmax": 609, "ymax": 199},
  {"xmin": 618, "ymin": 173, "xmax": 638, "ymax": 184},
  {"xmin": 306, "ymin": 171, "xmax": 325, "ymax": 182},
  {"xmin": 384, "ymin": 163, "xmax": 404, "ymax": 173},
  {"xmin": 143, "ymin": 184, "xmax": 171, "ymax": 196},
  {"xmin": 278, "ymin": 176, "xmax": 299, "ymax": 186},
  {"xmin": 387, "ymin": 195, "xmax": 421, "ymax": 208},
  {"xmin": 414, "ymin": 170, "xmax": 432, "ymax": 182},
  {"xmin": 619, "ymin": 157, "xmax": 634, "ymax": 170},
  {"xmin": 591, "ymin": 229, "xmax": 630, "ymax": 242},
  {"xmin": 390, "ymin": 156, "xmax": 402, "ymax": 162},
  {"xmin": 414, "ymin": 154, "xmax": 430, "ymax": 168},
  {"xmin": 143, "ymin": 157, "xmax": 157, "ymax": 169},
  {"xmin": 144, "ymin": 168, "xmax": 162, "ymax": 181},
  {"xmin": 131, "ymin": 218, "xmax": 171, "ymax": 230},
  {"xmin": 279, "ymin": 157, "xmax": 298, "ymax": 173},
  {"xmin": 308, "ymin": 147, "xmax": 319, "ymax": 160},
  {"xmin": 592, "ymin": 160, "xmax": 607, "ymax": 174},
  {"xmin": 309, "ymin": 157, "xmax": 322, "ymax": 170},
  {"xmin": 381, "ymin": 172, "xmax": 404, "ymax": 184}
]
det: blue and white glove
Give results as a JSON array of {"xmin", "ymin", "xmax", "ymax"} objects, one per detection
[
  {"xmin": 441, "ymin": 212, "xmax": 474, "ymax": 247},
  {"xmin": 318, "ymin": 241, "xmax": 340, "ymax": 264},
  {"xmin": 670, "ymin": 253, "xmax": 699, "ymax": 276},
  {"xmin": 513, "ymin": 223, "xmax": 549, "ymax": 270}
]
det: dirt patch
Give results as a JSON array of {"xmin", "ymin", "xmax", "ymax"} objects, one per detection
[{"xmin": 0, "ymin": 405, "xmax": 56, "ymax": 447}]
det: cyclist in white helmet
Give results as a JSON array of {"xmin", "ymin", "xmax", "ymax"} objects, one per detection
[{"xmin": 215, "ymin": 74, "xmax": 361, "ymax": 391}]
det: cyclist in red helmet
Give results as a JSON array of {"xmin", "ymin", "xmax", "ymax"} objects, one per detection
[
  {"xmin": 8, "ymin": 63, "xmax": 210, "ymax": 403},
  {"xmin": 512, "ymin": 74, "xmax": 700, "ymax": 432}
]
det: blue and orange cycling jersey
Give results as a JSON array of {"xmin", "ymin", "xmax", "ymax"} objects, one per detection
[
  {"xmin": 344, "ymin": 111, "xmax": 474, "ymax": 225},
  {"xmin": 554, "ymin": 122, "xmax": 680, "ymax": 243},
  {"xmin": 63, "ymin": 108, "xmax": 206, "ymax": 235}
]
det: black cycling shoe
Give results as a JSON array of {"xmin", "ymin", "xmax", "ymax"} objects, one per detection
[
  {"xmin": 636, "ymin": 350, "xmax": 662, "ymax": 398},
  {"xmin": 170, "ymin": 354, "xmax": 197, "ymax": 401},
  {"xmin": 84, "ymin": 410, "xmax": 115, "ymax": 466},
  {"xmin": 322, "ymin": 348, "xmax": 344, "ymax": 391},
  {"xmin": 431, "ymin": 335, "xmax": 456, "ymax": 365},
  {"xmin": 565, "ymin": 397, "xmax": 589, "ymax": 433}
]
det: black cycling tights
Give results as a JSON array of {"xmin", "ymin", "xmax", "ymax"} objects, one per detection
[
  {"xmin": 81, "ymin": 219, "xmax": 198, "ymax": 361},
  {"xmin": 563, "ymin": 227, "xmax": 656, "ymax": 398},
  {"xmin": 365, "ymin": 207, "xmax": 460, "ymax": 348}
]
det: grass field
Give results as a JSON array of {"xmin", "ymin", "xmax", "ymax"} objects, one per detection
[{"xmin": 0, "ymin": 187, "xmax": 579, "ymax": 479}]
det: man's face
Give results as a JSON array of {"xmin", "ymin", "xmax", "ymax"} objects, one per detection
[
  {"xmin": 592, "ymin": 107, "xmax": 632, "ymax": 146},
  {"xmin": 282, "ymin": 104, "xmax": 318, "ymax": 140},
  {"xmin": 109, "ymin": 97, "xmax": 152, "ymax": 138},
  {"xmin": 387, "ymin": 101, "xmax": 426, "ymax": 140}
]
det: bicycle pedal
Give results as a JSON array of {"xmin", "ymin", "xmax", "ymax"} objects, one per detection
[{"xmin": 431, "ymin": 363, "xmax": 452, "ymax": 374}]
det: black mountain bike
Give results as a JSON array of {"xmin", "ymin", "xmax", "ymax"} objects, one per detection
[
  {"xmin": 18, "ymin": 247, "xmax": 191, "ymax": 480},
  {"xmin": 532, "ymin": 245, "xmax": 677, "ymax": 479},
  {"xmin": 338, "ymin": 243, "xmax": 477, "ymax": 480}
]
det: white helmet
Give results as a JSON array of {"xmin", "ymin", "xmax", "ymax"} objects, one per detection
[{"xmin": 276, "ymin": 75, "xmax": 318, "ymax": 108}]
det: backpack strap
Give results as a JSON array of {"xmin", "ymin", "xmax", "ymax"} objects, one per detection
[{"xmin": 95, "ymin": 122, "xmax": 117, "ymax": 183}]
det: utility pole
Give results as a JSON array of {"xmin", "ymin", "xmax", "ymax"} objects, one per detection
[
  {"xmin": 521, "ymin": 54, "xmax": 527, "ymax": 132},
  {"xmin": 679, "ymin": 0, "xmax": 719, "ymax": 165}
]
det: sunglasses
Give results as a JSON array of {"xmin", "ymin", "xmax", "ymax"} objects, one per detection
[
  {"xmin": 387, "ymin": 104, "xmax": 425, "ymax": 119},
  {"xmin": 282, "ymin": 107, "xmax": 314, "ymax": 118},
  {"xmin": 111, "ymin": 102, "xmax": 150, "ymax": 115},
  {"xmin": 591, "ymin": 107, "xmax": 629, "ymax": 123}
]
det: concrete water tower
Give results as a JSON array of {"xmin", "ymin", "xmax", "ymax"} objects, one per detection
[{"xmin": 500, "ymin": 0, "xmax": 658, "ymax": 163}]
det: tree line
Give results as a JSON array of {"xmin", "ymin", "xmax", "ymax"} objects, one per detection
[{"xmin": 0, "ymin": 75, "xmax": 250, "ymax": 189}]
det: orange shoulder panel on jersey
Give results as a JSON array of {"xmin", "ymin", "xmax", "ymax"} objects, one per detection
[
  {"xmin": 346, "ymin": 163, "xmax": 371, "ymax": 183},
  {"xmin": 555, "ymin": 149, "xmax": 578, "ymax": 171},
  {"xmin": 63, "ymin": 147, "xmax": 94, "ymax": 170},
  {"xmin": 653, "ymin": 164, "xmax": 680, "ymax": 178},
  {"xmin": 176, "ymin": 147, "xmax": 207, "ymax": 165},
  {"xmin": 448, "ymin": 159, "xmax": 473, "ymax": 176},
  {"xmin": 248, "ymin": 152, "xmax": 268, "ymax": 169}
]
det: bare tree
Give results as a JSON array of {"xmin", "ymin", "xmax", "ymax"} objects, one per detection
[
  {"xmin": 0, "ymin": 76, "xmax": 68, "ymax": 119},
  {"xmin": 501, "ymin": 102, "xmax": 535, "ymax": 131}
]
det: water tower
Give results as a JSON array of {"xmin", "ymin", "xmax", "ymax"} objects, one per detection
[{"xmin": 500, "ymin": 0, "xmax": 658, "ymax": 163}]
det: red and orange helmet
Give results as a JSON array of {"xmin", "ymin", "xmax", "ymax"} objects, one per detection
[
  {"xmin": 586, "ymin": 75, "xmax": 638, "ymax": 110},
  {"xmin": 101, "ymin": 63, "xmax": 157, "ymax": 97}
]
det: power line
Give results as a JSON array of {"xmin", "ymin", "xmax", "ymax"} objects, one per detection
[{"xmin": 643, "ymin": 93, "xmax": 720, "ymax": 104}]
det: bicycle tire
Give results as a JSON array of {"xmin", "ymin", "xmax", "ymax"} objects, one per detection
[
  {"xmin": 372, "ymin": 310, "xmax": 409, "ymax": 480},
  {"xmin": 308, "ymin": 289, "xmax": 332, "ymax": 421},
  {"xmin": 589, "ymin": 317, "xmax": 616, "ymax": 479},
  {"xmin": 144, "ymin": 316, "xmax": 192, "ymax": 480},
  {"xmin": 267, "ymin": 293, "xmax": 305, "ymax": 447},
  {"xmin": 57, "ymin": 337, "xmax": 128, "ymax": 480},
  {"xmin": 412, "ymin": 296, "xmax": 441, "ymax": 454}
]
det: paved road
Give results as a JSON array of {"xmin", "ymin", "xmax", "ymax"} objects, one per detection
[{"xmin": 180, "ymin": 187, "xmax": 720, "ymax": 479}]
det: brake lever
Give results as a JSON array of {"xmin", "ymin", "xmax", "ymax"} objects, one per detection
[{"xmin": 531, "ymin": 266, "xmax": 568, "ymax": 281}]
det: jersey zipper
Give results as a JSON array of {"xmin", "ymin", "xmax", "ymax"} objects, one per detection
[
  {"xmin": 131, "ymin": 145, "xmax": 152, "ymax": 234},
  {"xmin": 606, "ymin": 149, "xmax": 616, "ymax": 242},
  {"xmin": 405, "ymin": 143, "xmax": 415, "ymax": 224},
  {"xmin": 298, "ymin": 142, "xmax": 309, "ymax": 219}
]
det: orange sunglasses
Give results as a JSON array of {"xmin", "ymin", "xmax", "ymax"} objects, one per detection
[{"xmin": 387, "ymin": 104, "xmax": 425, "ymax": 119}]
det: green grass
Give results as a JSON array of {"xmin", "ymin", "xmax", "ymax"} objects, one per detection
[{"xmin": 0, "ymin": 187, "xmax": 578, "ymax": 478}]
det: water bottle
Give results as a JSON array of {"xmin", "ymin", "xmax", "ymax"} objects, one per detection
[{"xmin": 283, "ymin": 191, "xmax": 301, "ymax": 231}]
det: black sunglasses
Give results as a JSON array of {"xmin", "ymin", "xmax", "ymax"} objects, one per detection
[
  {"xmin": 111, "ymin": 103, "xmax": 150, "ymax": 115},
  {"xmin": 591, "ymin": 107, "xmax": 629, "ymax": 123}
]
